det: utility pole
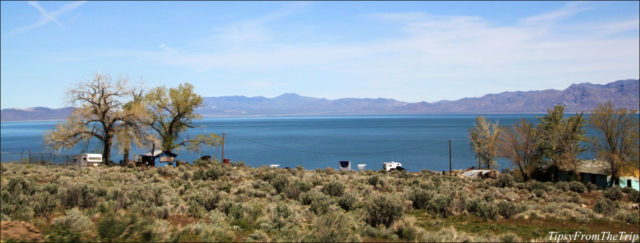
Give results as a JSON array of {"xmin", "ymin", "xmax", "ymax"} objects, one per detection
[
  {"xmin": 449, "ymin": 139, "xmax": 452, "ymax": 176},
  {"xmin": 221, "ymin": 132, "xmax": 225, "ymax": 161}
]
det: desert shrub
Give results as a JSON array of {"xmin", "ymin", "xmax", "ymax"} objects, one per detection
[
  {"xmin": 338, "ymin": 194, "xmax": 357, "ymax": 211},
  {"xmin": 152, "ymin": 206, "xmax": 170, "ymax": 219},
  {"xmin": 497, "ymin": 201, "xmax": 522, "ymax": 219},
  {"xmin": 310, "ymin": 199, "xmax": 330, "ymax": 215},
  {"xmin": 368, "ymin": 176, "xmax": 380, "ymax": 187},
  {"xmin": 365, "ymin": 195, "xmax": 403, "ymax": 227},
  {"xmin": 247, "ymin": 230, "xmax": 269, "ymax": 242},
  {"xmin": 499, "ymin": 232, "xmax": 521, "ymax": 243},
  {"xmin": 7, "ymin": 177, "xmax": 36, "ymax": 195},
  {"xmin": 32, "ymin": 191, "xmax": 57, "ymax": 217},
  {"xmin": 586, "ymin": 182, "xmax": 599, "ymax": 192},
  {"xmin": 189, "ymin": 192, "xmax": 221, "ymax": 212},
  {"xmin": 603, "ymin": 187, "xmax": 624, "ymax": 201},
  {"xmin": 193, "ymin": 167, "xmax": 223, "ymax": 181},
  {"xmin": 312, "ymin": 212, "xmax": 359, "ymax": 242},
  {"xmin": 271, "ymin": 203, "xmax": 292, "ymax": 230},
  {"xmin": 532, "ymin": 189, "xmax": 545, "ymax": 198},
  {"xmin": 526, "ymin": 181, "xmax": 548, "ymax": 192},
  {"xmin": 322, "ymin": 181, "xmax": 345, "ymax": 197},
  {"xmin": 568, "ymin": 181, "xmax": 586, "ymax": 193},
  {"xmin": 593, "ymin": 198, "xmax": 616, "ymax": 215},
  {"xmin": 625, "ymin": 189, "xmax": 639, "ymax": 202},
  {"xmin": 171, "ymin": 222, "xmax": 234, "ymax": 242},
  {"xmin": 556, "ymin": 181, "xmax": 569, "ymax": 192},
  {"xmin": 46, "ymin": 223, "xmax": 83, "ymax": 242},
  {"xmin": 43, "ymin": 183, "xmax": 59, "ymax": 195},
  {"xmin": 271, "ymin": 174, "xmax": 290, "ymax": 194},
  {"xmin": 494, "ymin": 174, "xmax": 515, "ymax": 188},
  {"xmin": 300, "ymin": 191, "xmax": 325, "ymax": 205},
  {"xmin": 59, "ymin": 184, "xmax": 97, "ymax": 209},
  {"xmin": 409, "ymin": 189, "xmax": 433, "ymax": 210},
  {"xmin": 621, "ymin": 186, "xmax": 637, "ymax": 194},
  {"xmin": 430, "ymin": 195, "xmax": 453, "ymax": 218},
  {"xmin": 52, "ymin": 208, "xmax": 93, "ymax": 233},
  {"xmin": 97, "ymin": 213, "xmax": 132, "ymax": 241},
  {"xmin": 284, "ymin": 180, "xmax": 311, "ymax": 200},
  {"xmin": 466, "ymin": 199, "xmax": 498, "ymax": 220},
  {"xmin": 392, "ymin": 219, "xmax": 419, "ymax": 241}
]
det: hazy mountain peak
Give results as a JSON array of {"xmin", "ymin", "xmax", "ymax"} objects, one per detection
[{"xmin": 2, "ymin": 79, "xmax": 638, "ymax": 121}]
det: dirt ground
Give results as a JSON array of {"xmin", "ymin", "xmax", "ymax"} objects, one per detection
[{"xmin": 0, "ymin": 221, "xmax": 43, "ymax": 242}]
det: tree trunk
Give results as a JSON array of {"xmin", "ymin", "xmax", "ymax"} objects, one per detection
[
  {"xmin": 123, "ymin": 148, "xmax": 130, "ymax": 165},
  {"xmin": 103, "ymin": 136, "xmax": 112, "ymax": 165}
]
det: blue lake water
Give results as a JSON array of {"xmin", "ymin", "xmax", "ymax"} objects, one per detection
[{"xmin": 0, "ymin": 114, "xmax": 597, "ymax": 171}]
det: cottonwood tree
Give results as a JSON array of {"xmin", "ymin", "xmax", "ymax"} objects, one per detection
[
  {"xmin": 469, "ymin": 116, "xmax": 501, "ymax": 169},
  {"xmin": 45, "ymin": 73, "xmax": 143, "ymax": 164},
  {"xmin": 143, "ymin": 83, "xmax": 220, "ymax": 154},
  {"xmin": 589, "ymin": 102, "xmax": 639, "ymax": 187},
  {"xmin": 498, "ymin": 119, "xmax": 540, "ymax": 181},
  {"xmin": 114, "ymin": 89, "xmax": 155, "ymax": 165},
  {"xmin": 536, "ymin": 105, "xmax": 586, "ymax": 181}
]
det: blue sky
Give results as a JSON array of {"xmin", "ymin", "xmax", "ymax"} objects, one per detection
[{"xmin": 1, "ymin": 1, "xmax": 638, "ymax": 109}]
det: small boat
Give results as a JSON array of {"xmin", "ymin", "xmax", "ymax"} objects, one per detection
[
  {"xmin": 357, "ymin": 164, "xmax": 367, "ymax": 171},
  {"xmin": 269, "ymin": 164, "xmax": 280, "ymax": 168}
]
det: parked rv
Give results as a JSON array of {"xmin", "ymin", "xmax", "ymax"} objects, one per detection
[
  {"xmin": 74, "ymin": 153, "xmax": 103, "ymax": 167},
  {"xmin": 383, "ymin": 161, "xmax": 403, "ymax": 171}
]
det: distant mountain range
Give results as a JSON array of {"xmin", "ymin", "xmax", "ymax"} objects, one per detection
[{"xmin": 2, "ymin": 79, "xmax": 638, "ymax": 121}]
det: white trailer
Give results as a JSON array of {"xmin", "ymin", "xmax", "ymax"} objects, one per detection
[
  {"xmin": 74, "ymin": 153, "xmax": 103, "ymax": 167},
  {"xmin": 383, "ymin": 161, "xmax": 403, "ymax": 171}
]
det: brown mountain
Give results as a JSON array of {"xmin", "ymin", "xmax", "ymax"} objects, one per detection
[{"xmin": 1, "ymin": 79, "xmax": 637, "ymax": 121}]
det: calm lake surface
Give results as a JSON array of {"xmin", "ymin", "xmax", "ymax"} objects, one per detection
[{"xmin": 0, "ymin": 114, "xmax": 596, "ymax": 171}]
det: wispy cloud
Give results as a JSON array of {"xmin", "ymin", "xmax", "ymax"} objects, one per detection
[
  {"xmin": 2, "ymin": 1, "xmax": 86, "ymax": 38},
  {"xmin": 519, "ymin": 1, "xmax": 594, "ymax": 26},
  {"xmin": 215, "ymin": 2, "xmax": 311, "ymax": 43},
  {"xmin": 96, "ymin": 2, "xmax": 638, "ymax": 101}
]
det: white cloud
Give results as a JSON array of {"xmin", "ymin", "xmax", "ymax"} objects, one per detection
[
  {"xmin": 2, "ymin": 1, "xmax": 86, "ymax": 38},
  {"xmin": 215, "ymin": 2, "xmax": 311, "ymax": 43},
  {"xmin": 96, "ymin": 2, "xmax": 638, "ymax": 102}
]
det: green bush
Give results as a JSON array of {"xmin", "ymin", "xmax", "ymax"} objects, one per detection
[
  {"xmin": 32, "ymin": 191, "xmax": 57, "ymax": 217},
  {"xmin": 310, "ymin": 199, "xmax": 330, "ymax": 215},
  {"xmin": 427, "ymin": 195, "xmax": 452, "ymax": 218},
  {"xmin": 312, "ymin": 212, "xmax": 358, "ymax": 242},
  {"xmin": 7, "ymin": 177, "xmax": 36, "ymax": 195},
  {"xmin": 271, "ymin": 174, "xmax": 290, "ymax": 194},
  {"xmin": 497, "ymin": 201, "xmax": 521, "ymax": 219},
  {"xmin": 624, "ymin": 188, "xmax": 639, "ymax": 202},
  {"xmin": 603, "ymin": 187, "xmax": 624, "ymax": 201},
  {"xmin": 46, "ymin": 223, "xmax": 83, "ymax": 242},
  {"xmin": 338, "ymin": 194, "xmax": 357, "ymax": 211},
  {"xmin": 409, "ymin": 189, "xmax": 433, "ymax": 210},
  {"xmin": 97, "ymin": 213, "xmax": 132, "ymax": 241},
  {"xmin": 466, "ymin": 200, "xmax": 498, "ymax": 220},
  {"xmin": 300, "ymin": 191, "xmax": 325, "ymax": 206},
  {"xmin": 59, "ymin": 184, "xmax": 97, "ymax": 209},
  {"xmin": 556, "ymin": 181, "xmax": 569, "ymax": 192},
  {"xmin": 368, "ymin": 176, "xmax": 380, "ymax": 187},
  {"xmin": 365, "ymin": 195, "xmax": 403, "ymax": 227},
  {"xmin": 494, "ymin": 174, "xmax": 515, "ymax": 188},
  {"xmin": 593, "ymin": 198, "xmax": 616, "ymax": 215},
  {"xmin": 568, "ymin": 181, "xmax": 586, "ymax": 193},
  {"xmin": 322, "ymin": 181, "xmax": 345, "ymax": 197},
  {"xmin": 193, "ymin": 167, "xmax": 224, "ymax": 181}
]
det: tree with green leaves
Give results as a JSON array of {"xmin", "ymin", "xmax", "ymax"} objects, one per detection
[
  {"xmin": 143, "ymin": 83, "xmax": 221, "ymax": 154},
  {"xmin": 498, "ymin": 119, "xmax": 541, "ymax": 181},
  {"xmin": 469, "ymin": 117, "xmax": 501, "ymax": 169},
  {"xmin": 589, "ymin": 102, "xmax": 639, "ymax": 187},
  {"xmin": 45, "ymin": 73, "xmax": 144, "ymax": 164},
  {"xmin": 536, "ymin": 105, "xmax": 586, "ymax": 181}
]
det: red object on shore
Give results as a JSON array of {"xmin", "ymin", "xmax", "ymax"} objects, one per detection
[{"xmin": 223, "ymin": 159, "xmax": 230, "ymax": 164}]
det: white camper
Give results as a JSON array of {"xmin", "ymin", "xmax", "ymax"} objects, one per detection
[
  {"xmin": 383, "ymin": 161, "xmax": 402, "ymax": 171},
  {"xmin": 74, "ymin": 153, "xmax": 103, "ymax": 167}
]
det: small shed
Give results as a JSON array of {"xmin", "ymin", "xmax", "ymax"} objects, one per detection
[
  {"xmin": 339, "ymin": 161, "xmax": 351, "ymax": 171},
  {"xmin": 576, "ymin": 160, "xmax": 610, "ymax": 189},
  {"xmin": 140, "ymin": 150, "xmax": 177, "ymax": 167}
]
